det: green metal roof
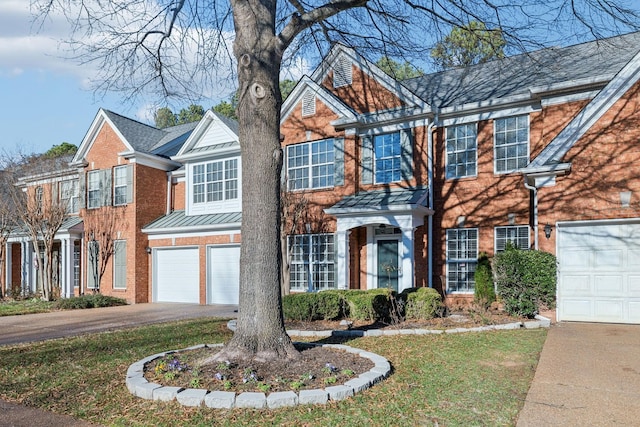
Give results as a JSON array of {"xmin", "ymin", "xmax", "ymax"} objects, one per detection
[{"xmin": 143, "ymin": 210, "xmax": 242, "ymax": 232}]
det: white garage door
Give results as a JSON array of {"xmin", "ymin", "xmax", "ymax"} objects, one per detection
[
  {"xmin": 154, "ymin": 247, "xmax": 200, "ymax": 304},
  {"xmin": 557, "ymin": 221, "xmax": 640, "ymax": 323},
  {"xmin": 207, "ymin": 245, "xmax": 240, "ymax": 305}
]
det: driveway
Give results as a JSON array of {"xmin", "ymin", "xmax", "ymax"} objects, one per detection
[
  {"xmin": 517, "ymin": 322, "xmax": 640, "ymax": 426},
  {"xmin": 0, "ymin": 303, "xmax": 237, "ymax": 346}
]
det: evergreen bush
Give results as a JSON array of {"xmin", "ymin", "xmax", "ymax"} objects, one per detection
[
  {"xmin": 282, "ymin": 293, "xmax": 317, "ymax": 321},
  {"xmin": 474, "ymin": 253, "xmax": 496, "ymax": 309},
  {"xmin": 493, "ymin": 247, "xmax": 557, "ymax": 317}
]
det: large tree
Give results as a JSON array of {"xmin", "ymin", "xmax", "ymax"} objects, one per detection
[
  {"xmin": 33, "ymin": 0, "xmax": 640, "ymax": 361},
  {"xmin": 430, "ymin": 20, "xmax": 507, "ymax": 70}
]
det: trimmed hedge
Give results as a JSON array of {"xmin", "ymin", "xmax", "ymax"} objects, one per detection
[
  {"xmin": 282, "ymin": 287, "xmax": 445, "ymax": 322},
  {"xmin": 403, "ymin": 287, "xmax": 444, "ymax": 320},
  {"xmin": 493, "ymin": 248, "xmax": 557, "ymax": 318},
  {"xmin": 55, "ymin": 294, "xmax": 128, "ymax": 310}
]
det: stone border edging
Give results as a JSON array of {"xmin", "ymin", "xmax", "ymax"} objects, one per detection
[{"xmin": 126, "ymin": 342, "xmax": 391, "ymax": 409}]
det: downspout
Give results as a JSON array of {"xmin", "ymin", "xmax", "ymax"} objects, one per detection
[
  {"xmin": 166, "ymin": 171, "xmax": 172, "ymax": 215},
  {"xmin": 523, "ymin": 177, "xmax": 539, "ymax": 250},
  {"xmin": 427, "ymin": 116, "xmax": 437, "ymax": 288}
]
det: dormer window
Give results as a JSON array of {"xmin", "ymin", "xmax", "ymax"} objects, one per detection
[
  {"xmin": 301, "ymin": 90, "xmax": 316, "ymax": 117},
  {"xmin": 333, "ymin": 56, "xmax": 352, "ymax": 88}
]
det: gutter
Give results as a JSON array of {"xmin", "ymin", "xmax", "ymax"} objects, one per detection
[{"xmin": 427, "ymin": 117, "xmax": 436, "ymax": 288}]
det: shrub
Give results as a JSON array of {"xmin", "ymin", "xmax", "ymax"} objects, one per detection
[
  {"xmin": 282, "ymin": 293, "xmax": 317, "ymax": 321},
  {"xmin": 404, "ymin": 287, "xmax": 444, "ymax": 320},
  {"xmin": 55, "ymin": 294, "xmax": 128, "ymax": 310},
  {"xmin": 343, "ymin": 288, "xmax": 393, "ymax": 321},
  {"xmin": 315, "ymin": 291, "xmax": 345, "ymax": 320},
  {"xmin": 474, "ymin": 253, "xmax": 496, "ymax": 309},
  {"xmin": 493, "ymin": 248, "xmax": 557, "ymax": 317}
]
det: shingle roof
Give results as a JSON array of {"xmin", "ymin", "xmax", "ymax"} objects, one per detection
[
  {"xmin": 403, "ymin": 32, "xmax": 640, "ymax": 109},
  {"xmin": 143, "ymin": 210, "xmax": 242, "ymax": 231},
  {"xmin": 328, "ymin": 186, "xmax": 429, "ymax": 211},
  {"xmin": 102, "ymin": 110, "xmax": 196, "ymax": 156}
]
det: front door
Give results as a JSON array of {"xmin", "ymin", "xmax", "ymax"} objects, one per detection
[{"xmin": 377, "ymin": 239, "xmax": 399, "ymax": 291}]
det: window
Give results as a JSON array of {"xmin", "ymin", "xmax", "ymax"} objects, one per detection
[
  {"xmin": 302, "ymin": 90, "xmax": 316, "ymax": 117},
  {"xmin": 333, "ymin": 56, "xmax": 352, "ymax": 88},
  {"xmin": 192, "ymin": 159, "xmax": 239, "ymax": 204},
  {"xmin": 494, "ymin": 115, "xmax": 529, "ymax": 173},
  {"xmin": 288, "ymin": 234, "xmax": 335, "ymax": 292},
  {"xmin": 374, "ymin": 132, "xmax": 402, "ymax": 184},
  {"xmin": 35, "ymin": 187, "xmax": 43, "ymax": 214},
  {"xmin": 113, "ymin": 240, "xmax": 127, "ymax": 289},
  {"xmin": 446, "ymin": 228, "xmax": 478, "ymax": 293},
  {"xmin": 446, "ymin": 123, "xmax": 477, "ymax": 179},
  {"xmin": 61, "ymin": 179, "xmax": 79, "ymax": 213},
  {"xmin": 113, "ymin": 166, "xmax": 128, "ymax": 206},
  {"xmin": 87, "ymin": 171, "xmax": 101, "ymax": 209},
  {"xmin": 287, "ymin": 139, "xmax": 334, "ymax": 190},
  {"xmin": 495, "ymin": 226, "xmax": 530, "ymax": 252}
]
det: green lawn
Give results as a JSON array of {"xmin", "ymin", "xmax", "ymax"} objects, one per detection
[
  {"xmin": 0, "ymin": 299, "xmax": 56, "ymax": 316},
  {"xmin": 0, "ymin": 318, "xmax": 546, "ymax": 426}
]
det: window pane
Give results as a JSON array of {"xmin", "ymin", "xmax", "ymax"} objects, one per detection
[
  {"xmin": 495, "ymin": 115, "xmax": 529, "ymax": 173},
  {"xmin": 446, "ymin": 124, "xmax": 477, "ymax": 179}
]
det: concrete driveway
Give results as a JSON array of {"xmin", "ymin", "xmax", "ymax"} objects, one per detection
[
  {"xmin": 517, "ymin": 322, "xmax": 640, "ymax": 426},
  {"xmin": 0, "ymin": 303, "xmax": 237, "ymax": 346}
]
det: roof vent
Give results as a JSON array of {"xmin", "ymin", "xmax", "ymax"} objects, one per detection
[
  {"xmin": 301, "ymin": 90, "xmax": 316, "ymax": 117},
  {"xmin": 333, "ymin": 56, "xmax": 353, "ymax": 88}
]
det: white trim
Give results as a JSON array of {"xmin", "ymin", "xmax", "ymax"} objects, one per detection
[
  {"xmin": 441, "ymin": 104, "xmax": 540, "ymax": 127},
  {"xmin": 556, "ymin": 217, "xmax": 640, "ymax": 228},
  {"xmin": 143, "ymin": 224, "xmax": 242, "ymax": 237},
  {"xmin": 72, "ymin": 109, "xmax": 135, "ymax": 165},
  {"xmin": 445, "ymin": 122, "xmax": 478, "ymax": 180},
  {"xmin": 173, "ymin": 110, "xmax": 239, "ymax": 161},
  {"xmin": 281, "ymin": 76, "xmax": 358, "ymax": 124},
  {"xmin": 493, "ymin": 114, "xmax": 530, "ymax": 175},
  {"xmin": 120, "ymin": 150, "xmax": 181, "ymax": 170}
]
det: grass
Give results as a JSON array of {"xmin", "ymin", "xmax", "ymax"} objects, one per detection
[
  {"xmin": 0, "ymin": 299, "xmax": 56, "ymax": 316},
  {"xmin": 0, "ymin": 295, "xmax": 127, "ymax": 316},
  {"xmin": 0, "ymin": 318, "xmax": 546, "ymax": 426}
]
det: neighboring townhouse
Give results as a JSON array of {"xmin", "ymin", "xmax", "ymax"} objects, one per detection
[{"xmin": 4, "ymin": 31, "xmax": 640, "ymax": 325}]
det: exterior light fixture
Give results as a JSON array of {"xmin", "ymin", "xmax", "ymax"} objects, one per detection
[
  {"xmin": 145, "ymin": 246, "xmax": 152, "ymax": 254},
  {"xmin": 544, "ymin": 223, "xmax": 553, "ymax": 239}
]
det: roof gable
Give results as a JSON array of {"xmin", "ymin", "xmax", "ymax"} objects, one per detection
[
  {"xmin": 281, "ymin": 76, "xmax": 358, "ymax": 124},
  {"xmin": 310, "ymin": 44, "xmax": 427, "ymax": 110},
  {"xmin": 173, "ymin": 110, "xmax": 239, "ymax": 161},
  {"xmin": 525, "ymin": 41, "xmax": 640, "ymax": 173}
]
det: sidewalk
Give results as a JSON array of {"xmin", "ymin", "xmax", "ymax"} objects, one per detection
[{"xmin": 0, "ymin": 398, "xmax": 100, "ymax": 427}]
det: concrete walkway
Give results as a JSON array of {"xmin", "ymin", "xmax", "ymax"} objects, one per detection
[
  {"xmin": 0, "ymin": 303, "xmax": 237, "ymax": 346},
  {"xmin": 517, "ymin": 322, "xmax": 640, "ymax": 426}
]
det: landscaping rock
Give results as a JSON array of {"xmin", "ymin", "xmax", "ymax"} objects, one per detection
[
  {"xmin": 205, "ymin": 391, "xmax": 236, "ymax": 409},
  {"xmin": 176, "ymin": 389, "xmax": 207, "ymax": 407},
  {"xmin": 235, "ymin": 392, "xmax": 267, "ymax": 409},
  {"xmin": 267, "ymin": 391, "xmax": 298, "ymax": 408},
  {"xmin": 344, "ymin": 377, "xmax": 370, "ymax": 393},
  {"xmin": 153, "ymin": 386, "xmax": 182, "ymax": 402},
  {"xmin": 325, "ymin": 385, "xmax": 354, "ymax": 401},
  {"xmin": 298, "ymin": 389, "xmax": 328, "ymax": 405}
]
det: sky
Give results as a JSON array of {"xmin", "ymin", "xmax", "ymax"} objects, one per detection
[
  {"xmin": 0, "ymin": 1, "xmax": 245, "ymax": 156},
  {"xmin": 2, "ymin": 1, "xmax": 639, "ymax": 156}
]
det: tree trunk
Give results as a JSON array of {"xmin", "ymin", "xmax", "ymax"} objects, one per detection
[{"xmin": 215, "ymin": 0, "xmax": 298, "ymax": 362}]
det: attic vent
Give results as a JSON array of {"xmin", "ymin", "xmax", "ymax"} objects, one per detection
[
  {"xmin": 301, "ymin": 90, "xmax": 316, "ymax": 117},
  {"xmin": 333, "ymin": 56, "xmax": 352, "ymax": 88}
]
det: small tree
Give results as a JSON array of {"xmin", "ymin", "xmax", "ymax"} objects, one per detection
[
  {"xmin": 84, "ymin": 206, "xmax": 128, "ymax": 292},
  {"xmin": 376, "ymin": 56, "xmax": 424, "ymax": 80},
  {"xmin": 0, "ymin": 170, "xmax": 18, "ymax": 299}
]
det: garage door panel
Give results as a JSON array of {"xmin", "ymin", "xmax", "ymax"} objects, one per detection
[
  {"xmin": 155, "ymin": 248, "xmax": 200, "ymax": 304},
  {"xmin": 558, "ymin": 221, "xmax": 640, "ymax": 323},
  {"xmin": 562, "ymin": 250, "xmax": 591, "ymax": 269},
  {"xmin": 594, "ymin": 300, "xmax": 624, "ymax": 321},
  {"xmin": 594, "ymin": 275, "xmax": 623, "ymax": 296},
  {"xmin": 561, "ymin": 275, "xmax": 591, "ymax": 294},
  {"xmin": 628, "ymin": 302, "xmax": 640, "ymax": 323},
  {"xmin": 594, "ymin": 250, "xmax": 623, "ymax": 268}
]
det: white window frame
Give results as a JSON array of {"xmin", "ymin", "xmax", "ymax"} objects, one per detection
[
  {"xmin": 446, "ymin": 123, "xmax": 477, "ymax": 179},
  {"xmin": 286, "ymin": 139, "xmax": 335, "ymax": 190},
  {"xmin": 192, "ymin": 159, "xmax": 239, "ymax": 204},
  {"xmin": 288, "ymin": 234, "xmax": 336, "ymax": 292},
  {"xmin": 113, "ymin": 166, "xmax": 128, "ymax": 206},
  {"xmin": 446, "ymin": 228, "xmax": 478, "ymax": 293},
  {"xmin": 87, "ymin": 170, "xmax": 101, "ymax": 209},
  {"xmin": 374, "ymin": 132, "xmax": 402, "ymax": 184},
  {"xmin": 113, "ymin": 240, "xmax": 127, "ymax": 289},
  {"xmin": 494, "ymin": 114, "xmax": 529, "ymax": 174},
  {"xmin": 495, "ymin": 225, "xmax": 530, "ymax": 252}
]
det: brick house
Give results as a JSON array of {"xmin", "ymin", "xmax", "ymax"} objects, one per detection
[{"xmin": 3, "ymin": 32, "xmax": 640, "ymax": 323}]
